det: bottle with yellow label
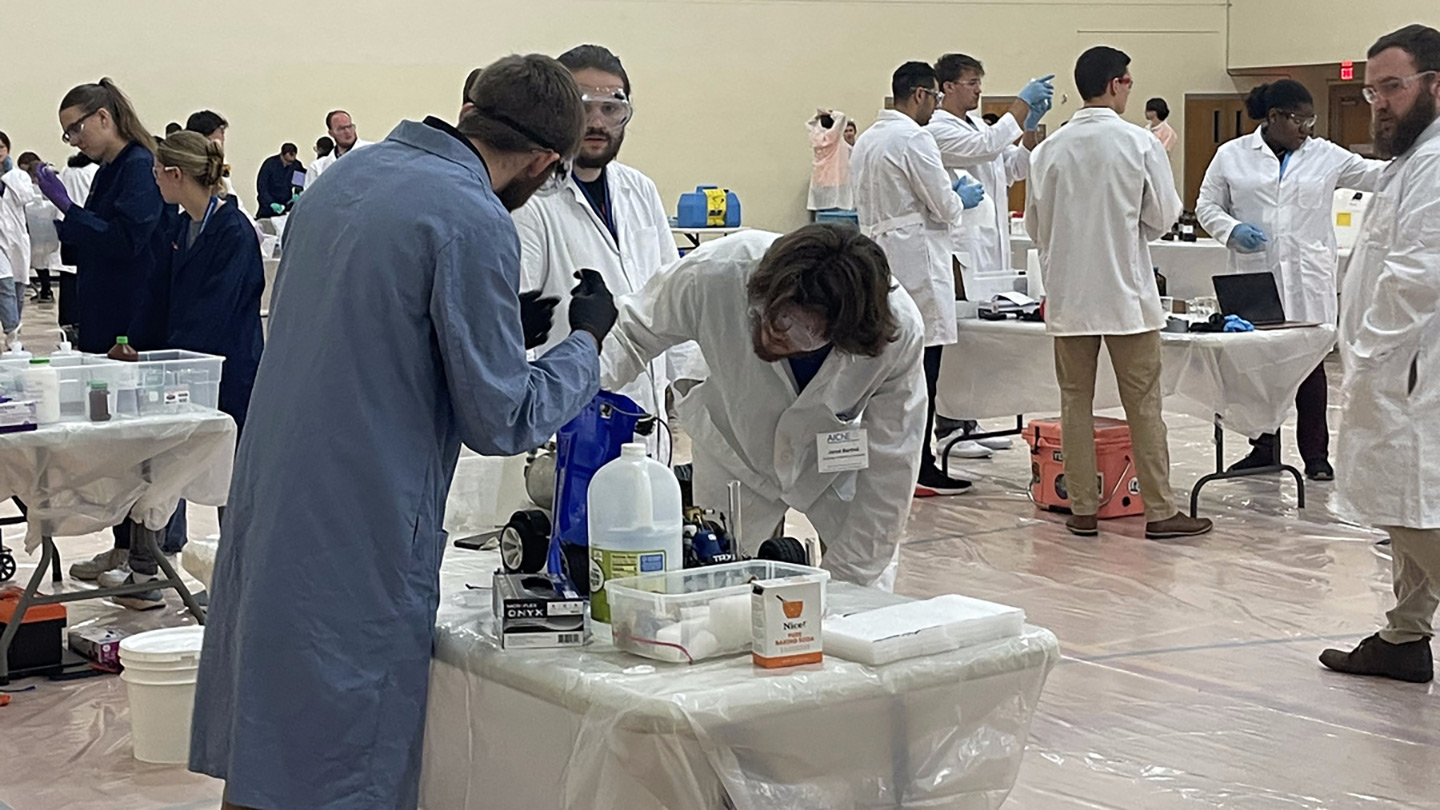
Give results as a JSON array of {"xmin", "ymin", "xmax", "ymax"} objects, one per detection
[{"xmin": 587, "ymin": 443, "xmax": 683, "ymax": 634}]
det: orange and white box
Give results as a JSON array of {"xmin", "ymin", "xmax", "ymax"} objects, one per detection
[{"xmin": 751, "ymin": 577, "xmax": 824, "ymax": 668}]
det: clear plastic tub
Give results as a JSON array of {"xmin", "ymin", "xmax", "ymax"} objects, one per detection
[
  {"xmin": 2, "ymin": 355, "xmax": 123, "ymax": 419},
  {"xmin": 134, "ymin": 350, "xmax": 225, "ymax": 413},
  {"xmin": 607, "ymin": 560, "xmax": 829, "ymax": 664},
  {"xmin": 0, "ymin": 350, "xmax": 225, "ymax": 419}
]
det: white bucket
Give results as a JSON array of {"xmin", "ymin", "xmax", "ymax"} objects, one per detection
[{"xmin": 119, "ymin": 626, "xmax": 205, "ymax": 764}]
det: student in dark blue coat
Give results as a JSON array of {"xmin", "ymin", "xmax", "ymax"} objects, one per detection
[{"xmin": 31, "ymin": 78, "xmax": 164, "ymax": 354}]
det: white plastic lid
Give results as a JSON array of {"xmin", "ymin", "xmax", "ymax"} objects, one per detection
[
  {"xmin": 119, "ymin": 626, "xmax": 205, "ymax": 664},
  {"xmin": 620, "ymin": 442, "xmax": 646, "ymax": 458}
]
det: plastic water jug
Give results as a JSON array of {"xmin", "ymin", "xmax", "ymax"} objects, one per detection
[
  {"xmin": 587, "ymin": 443, "xmax": 682, "ymax": 626},
  {"xmin": 676, "ymin": 186, "xmax": 741, "ymax": 228}
]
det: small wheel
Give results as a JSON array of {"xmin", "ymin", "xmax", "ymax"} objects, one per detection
[
  {"xmin": 756, "ymin": 536, "xmax": 810, "ymax": 566},
  {"xmin": 500, "ymin": 510, "xmax": 551, "ymax": 574},
  {"xmin": 561, "ymin": 541, "xmax": 592, "ymax": 596},
  {"xmin": 0, "ymin": 551, "xmax": 15, "ymax": 582}
]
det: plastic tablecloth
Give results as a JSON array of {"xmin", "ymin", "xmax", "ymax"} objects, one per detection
[
  {"xmin": 420, "ymin": 550, "xmax": 1060, "ymax": 810},
  {"xmin": 937, "ymin": 318, "xmax": 1337, "ymax": 439},
  {"xmin": 0, "ymin": 409, "xmax": 236, "ymax": 551}
]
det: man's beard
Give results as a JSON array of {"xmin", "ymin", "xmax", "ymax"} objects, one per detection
[
  {"xmin": 1376, "ymin": 91, "xmax": 1437, "ymax": 158},
  {"xmin": 575, "ymin": 128, "xmax": 625, "ymax": 170},
  {"xmin": 496, "ymin": 170, "xmax": 553, "ymax": 212}
]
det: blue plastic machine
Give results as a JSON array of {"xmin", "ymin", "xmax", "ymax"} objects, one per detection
[
  {"xmin": 676, "ymin": 186, "xmax": 742, "ymax": 229},
  {"xmin": 547, "ymin": 391, "xmax": 652, "ymax": 593}
]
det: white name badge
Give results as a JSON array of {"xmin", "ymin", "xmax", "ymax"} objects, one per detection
[{"xmin": 817, "ymin": 428, "xmax": 870, "ymax": 473}]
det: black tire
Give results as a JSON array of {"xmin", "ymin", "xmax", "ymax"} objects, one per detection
[
  {"xmin": 0, "ymin": 551, "xmax": 14, "ymax": 582},
  {"xmin": 756, "ymin": 536, "xmax": 810, "ymax": 566},
  {"xmin": 500, "ymin": 510, "xmax": 551, "ymax": 574},
  {"xmin": 561, "ymin": 541, "xmax": 592, "ymax": 596}
]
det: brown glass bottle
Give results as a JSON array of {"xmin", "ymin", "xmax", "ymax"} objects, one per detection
[{"xmin": 107, "ymin": 336, "xmax": 139, "ymax": 362}]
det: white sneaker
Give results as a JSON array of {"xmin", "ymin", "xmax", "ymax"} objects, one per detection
[
  {"xmin": 69, "ymin": 548, "xmax": 128, "ymax": 582},
  {"xmin": 112, "ymin": 573, "xmax": 165, "ymax": 611},
  {"xmin": 98, "ymin": 564, "xmax": 134, "ymax": 589},
  {"xmin": 943, "ymin": 440, "xmax": 994, "ymax": 460},
  {"xmin": 976, "ymin": 436, "xmax": 1014, "ymax": 451}
]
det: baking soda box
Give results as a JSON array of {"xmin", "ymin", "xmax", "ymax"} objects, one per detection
[{"xmin": 751, "ymin": 577, "xmax": 823, "ymax": 668}]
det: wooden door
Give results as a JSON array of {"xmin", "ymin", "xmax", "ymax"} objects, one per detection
[
  {"xmin": 980, "ymin": 98, "xmax": 1028, "ymax": 215},
  {"xmin": 1329, "ymin": 83, "xmax": 1374, "ymax": 155},
  {"xmin": 1183, "ymin": 95, "xmax": 1257, "ymax": 213}
]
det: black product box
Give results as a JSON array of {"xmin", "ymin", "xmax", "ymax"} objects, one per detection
[{"xmin": 491, "ymin": 572, "xmax": 588, "ymax": 650}]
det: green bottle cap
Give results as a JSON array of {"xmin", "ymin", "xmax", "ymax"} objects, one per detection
[
  {"xmin": 29, "ymin": 358, "xmax": 50, "ymax": 365},
  {"xmin": 91, "ymin": 381, "xmax": 108, "ymax": 390},
  {"xmin": 115, "ymin": 336, "xmax": 130, "ymax": 345}
]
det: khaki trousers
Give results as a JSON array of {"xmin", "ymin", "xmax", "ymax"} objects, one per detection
[
  {"xmin": 1380, "ymin": 527, "xmax": 1440, "ymax": 644},
  {"xmin": 1053, "ymin": 331, "xmax": 1177, "ymax": 522}
]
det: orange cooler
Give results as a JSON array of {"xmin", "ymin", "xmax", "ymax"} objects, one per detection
[{"xmin": 1025, "ymin": 417, "xmax": 1145, "ymax": 519}]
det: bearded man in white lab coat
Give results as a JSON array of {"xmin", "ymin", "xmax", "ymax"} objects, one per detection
[
  {"xmin": 602, "ymin": 225, "xmax": 926, "ymax": 590},
  {"xmin": 852, "ymin": 61, "xmax": 976, "ymax": 497},
  {"xmin": 306, "ymin": 110, "xmax": 372, "ymax": 182},
  {"xmin": 1321, "ymin": 24, "xmax": 1440, "ymax": 685},
  {"xmin": 513, "ymin": 44, "xmax": 681, "ymax": 424},
  {"xmin": 1026, "ymin": 45, "xmax": 1212, "ymax": 540}
]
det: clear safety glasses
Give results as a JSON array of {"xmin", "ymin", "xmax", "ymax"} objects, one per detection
[
  {"xmin": 751, "ymin": 303, "xmax": 830, "ymax": 354},
  {"xmin": 1277, "ymin": 111, "xmax": 1318, "ymax": 130},
  {"xmin": 1363, "ymin": 71, "xmax": 1438, "ymax": 104},
  {"xmin": 581, "ymin": 89, "xmax": 633, "ymax": 129}
]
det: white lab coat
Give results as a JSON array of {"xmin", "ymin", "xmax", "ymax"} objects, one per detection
[
  {"xmin": 1336, "ymin": 118, "xmax": 1440, "ymax": 529},
  {"xmin": 306, "ymin": 139, "xmax": 373, "ymax": 182},
  {"xmin": 927, "ymin": 109, "xmax": 1030, "ymax": 277},
  {"xmin": 512, "ymin": 162, "xmax": 681, "ymax": 420},
  {"xmin": 1197, "ymin": 130, "xmax": 1387, "ymax": 324},
  {"xmin": 851, "ymin": 110, "xmax": 965, "ymax": 346},
  {"xmin": 601, "ymin": 230, "xmax": 928, "ymax": 587},
  {"xmin": 54, "ymin": 163, "xmax": 98, "ymax": 275},
  {"xmin": 1027, "ymin": 107, "xmax": 1182, "ymax": 336},
  {"xmin": 0, "ymin": 168, "xmax": 36, "ymax": 283}
]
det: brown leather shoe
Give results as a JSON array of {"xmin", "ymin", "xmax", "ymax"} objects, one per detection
[
  {"xmin": 1145, "ymin": 512, "xmax": 1213, "ymax": 539},
  {"xmin": 1320, "ymin": 634, "xmax": 1434, "ymax": 683},
  {"xmin": 1066, "ymin": 514, "xmax": 1099, "ymax": 537}
]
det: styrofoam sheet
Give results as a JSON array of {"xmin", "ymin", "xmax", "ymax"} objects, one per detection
[{"xmin": 825, "ymin": 594, "xmax": 1026, "ymax": 666}]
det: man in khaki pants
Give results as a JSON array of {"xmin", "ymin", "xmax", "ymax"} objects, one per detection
[
  {"xmin": 1025, "ymin": 45, "xmax": 1211, "ymax": 540},
  {"xmin": 1322, "ymin": 24, "xmax": 1440, "ymax": 684}
]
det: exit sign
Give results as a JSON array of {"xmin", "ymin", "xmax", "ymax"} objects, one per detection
[{"xmin": 1340, "ymin": 61, "xmax": 1355, "ymax": 81}]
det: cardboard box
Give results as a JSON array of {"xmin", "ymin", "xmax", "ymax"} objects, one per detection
[
  {"xmin": 751, "ymin": 577, "xmax": 823, "ymax": 668},
  {"xmin": 70, "ymin": 627, "xmax": 126, "ymax": 667},
  {"xmin": 492, "ymin": 572, "xmax": 587, "ymax": 650}
]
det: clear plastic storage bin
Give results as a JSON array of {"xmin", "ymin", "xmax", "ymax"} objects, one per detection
[
  {"xmin": 0, "ymin": 350, "xmax": 224, "ymax": 420},
  {"xmin": 134, "ymin": 351, "xmax": 225, "ymax": 413},
  {"xmin": 2, "ymin": 355, "xmax": 123, "ymax": 420},
  {"xmin": 607, "ymin": 560, "xmax": 829, "ymax": 664}
]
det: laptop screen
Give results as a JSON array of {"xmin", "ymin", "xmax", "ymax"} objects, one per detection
[{"xmin": 1213, "ymin": 272, "xmax": 1286, "ymax": 326}]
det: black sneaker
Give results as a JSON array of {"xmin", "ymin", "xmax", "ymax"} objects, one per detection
[
  {"xmin": 1319, "ymin": 634, "xmax": 1434, "ymax": 683},
  {"xmin": 1305, "ymin": 460, "xmax": 1335, "ymax": 481},
  {"xmin": 915, "ymin": 467, "xmax": 972, "ymax": 497},
  {"xmin": 1226, "ymin": 448, "xmax": 1275, "ymax": 473}
]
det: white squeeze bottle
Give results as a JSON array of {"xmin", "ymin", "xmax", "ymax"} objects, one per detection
[
  {"xmin": 587, "ymin": 443, "xmax": 683, "ymax": 635},
  {"xmin": 23, "ymin": 358, "xmax": 62, "ymax": 424}
]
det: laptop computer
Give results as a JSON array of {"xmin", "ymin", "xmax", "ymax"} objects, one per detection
[{"xmin": 1212, "ymin": 272, "xmax": 1309, "ymax": 329}]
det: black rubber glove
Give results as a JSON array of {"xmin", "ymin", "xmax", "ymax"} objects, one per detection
[
  {"xmin": 568, "ymin": 268, "xmax": 617, "ymax": 348},
  {"xmin": 518, "ymin": 290, "xmax": 560, "ymax": 350}
]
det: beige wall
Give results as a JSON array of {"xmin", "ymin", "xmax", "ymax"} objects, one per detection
[
  {"xmin": 4, "ymin": 1, "xmax": 1249, "ymax": 233},
  {"xmin": 1229, "ymin": 1, "xmax": 1434, "ymax": 70}
]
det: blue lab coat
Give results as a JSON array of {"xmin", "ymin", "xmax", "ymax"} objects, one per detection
[
  {"xmin": 255, "ymin": 154, "xmax": 303, "ymax": 217},
  {"xmin": 188, "ymin": 118, "xmax": 601, "ymax": 810},
  {"xmin": 135, "ymin": 199, "xmax": 265, "ymax": 431},
  {"xmin": 55, "ymin": 142, "xmax": 164, "ymax": 353}
]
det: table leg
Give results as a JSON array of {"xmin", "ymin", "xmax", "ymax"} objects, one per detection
[
  {"xmin": 940, "ymin": 415, "xmax": 1025, "ymax": 479},
  {"xmin": 146, "ymin": 526, "xmax": 206, "ymax": 624},
  {"xmin": 0, "ymin": 536, "xmax": 56, "ymax": 686},
  {"xmin": 1189, "ymin": 416, "xmax": 1306, "ymax": 518}
]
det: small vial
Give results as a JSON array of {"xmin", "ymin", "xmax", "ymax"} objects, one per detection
[{"xmin": 88, "ymin": 382, "xmax": 113, "ymax": 422}]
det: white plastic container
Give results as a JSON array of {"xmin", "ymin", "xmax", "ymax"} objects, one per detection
[
  {"xmin": 587, "ymin": 443, "xmax": 683, "ymax": 628},
  {"xmin": 609, "ymin": 560, "xmax": 830, "ymax": 664},
  {"xmin": 2, "ymin": 341, "xmax": 32, "ymax": 361},
  {"xmin": 22, "ymin": 359, "xmax": 61, "ymax": 424},
  {"xmin": 823, "ymin": 594, "xmax": 1025, "ymax": 666},
  {"xmin": 119, "ymin": 626, "xmax": 205, "ymax": 764}
]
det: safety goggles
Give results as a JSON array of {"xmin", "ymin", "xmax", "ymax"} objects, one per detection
[
  {"xmin": 1277, "ymin": 111, "xmax": 1318, "ymax": 130},
  {"xmin": 918, "ymin": 87, "xmax": 945, "ymax": 104},
  {"xmin": 751, "ymin": 303, "xmax": 829, "ymax": 354},
  {"xmin": 487, "ymin": 111, "xmax": 571, "ymax": 185},
  {"xmin": 61, "ymin": 109, "xmax": 100, "ymax": 144},
  {"xmin": 1363, "ymin": 71, "xmax": 1438, "ymax": 104},
  {"xmin": 580, "ymin": 88, "xmax": 633, "ymax": 128}
]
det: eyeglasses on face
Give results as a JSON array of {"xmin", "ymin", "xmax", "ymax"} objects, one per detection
[{"xmin": 1363, "ymin": 71, "xmax": 1438, "ymax": 104}]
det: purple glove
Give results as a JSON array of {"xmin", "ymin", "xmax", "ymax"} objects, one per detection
[{"xmin": 33, "ymin": 165, "xmax": 73, "ymax": 214}]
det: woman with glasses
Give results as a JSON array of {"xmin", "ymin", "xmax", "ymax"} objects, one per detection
[
  {"xmin": 29, "ymin": 78, "xmax": 164, "ymax": 354},
  {"xmin": 1197, "ymin": 79, "xmax": 1388, "ymax": 480}
]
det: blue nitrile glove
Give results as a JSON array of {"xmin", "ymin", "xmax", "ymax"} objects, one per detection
[
  {"xmin": 270, "ymin": 203, "xmax": 285, "ymax": 215},
  {"xmin": 1018, "ymin": 74, "xmax": 1056, "ymax": 109},
  {"xmin": 953, "ymin": 176, "xmax": 985, "ymax": 209},
  {"xmin": 1228, "ymin": 223, "xmax": 1268, "ymax": 253},
  {"xmin": 1024, "ymin": 96, "xmax": 1052, "ymax": 132},
  {"xmin": 1223, "ymin": 314, "xmax": 1255, "ymax": 333}
]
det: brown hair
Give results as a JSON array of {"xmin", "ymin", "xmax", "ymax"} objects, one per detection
[
  {"xmin": 747, "ymin": 224, "xmax": 901, "ymax": 358},
  {"xmin": 457, "ymin": 54, "xmax": 584, "ymax": 159},
  {"xmin": 156, "ymin": 131, "xmax": 227, "ymax": 195},
  {"xmin": 59, "ymin": 78, "xmax": 155, "ymax": 155}
]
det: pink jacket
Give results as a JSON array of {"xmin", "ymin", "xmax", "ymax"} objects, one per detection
[{"xmin": 808, "ymin": 112, "xmax": 855, "ymax": 210}]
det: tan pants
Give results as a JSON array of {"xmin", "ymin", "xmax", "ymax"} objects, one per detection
[
  {"xmin": 1053, "ymin": 332, "xmax": 1177, "ymax": 522},
  {"xmin": 1381, "ymin": 527, "xmax": 1440, "ymax": 644}
]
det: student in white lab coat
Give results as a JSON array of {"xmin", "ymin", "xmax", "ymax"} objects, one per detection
[
  {"xmin": 513, "ymin": 44, "xmax": 680, "ymax": 425},
  {"xmin": 851, "ymin": 61, "xmax": 979, "ymax": 497},
  {"xmin": 926, "ymin": 53, "xmax": 1054, "ymax": 457},
  {"xmin": 15, "ymin": 152, "xmax": 61, "ymax": 304},
  {"xmin": 1321, "ymin": 24, "xmax": 1440, "ymax": 685},
  {"xmin": 306, "ymin": 110, "xmax": 372, "ymax": 182},
  {"xmin": 1027, "ymin": 46, "xmax": 1212, "ymax": 540},
  {"xmin": 602, "ymin": 225, "xmax": 926, "ymax": 589},
  {"xmin": 1197, "ymin": 80, "xmax": 1388, "ymax": 480},
  {"xmin": 0, "ymin": 133, "xmax": 34, "ymax": 343},
  {"xmin": 55, "ymin": 152, "xmax": 98, "ymax": 329}
]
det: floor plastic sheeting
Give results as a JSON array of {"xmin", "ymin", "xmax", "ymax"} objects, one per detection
[{"xmin": 2, "ymin": 324, "xmax": 1435, "ymax": 809}]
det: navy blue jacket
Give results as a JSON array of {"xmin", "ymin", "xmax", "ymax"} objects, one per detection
[
  {"xmin": 136, "ymin": 198, "xmax": 265, "ymax": 431},
  {"xmin": 256, "ymin": 154, "xmax": 303, "ymax": 217},
  {"xmin": 56, "ymin": 142, "xmax": 165, "ymax": 353}
]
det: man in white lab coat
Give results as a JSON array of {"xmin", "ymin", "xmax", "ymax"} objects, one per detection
[
  {"xmin": 306, "ymin": 110, "xmax": 372, "ymax": 182},
  {"xmin": 1322, "ymin": 24, "xmax": 1440, "ymax": 684},
  {"xmin": 851, "ymin": 61, "xmax": 976, "ymax": 497},
  {"xmin": 513, "ymin": 44, "xmax": 680, "ymax": 424},
  {"xmin": 1027, "ymin": 46, "xmax": 1212, "ymax": 540},
  {"xmin": 602, "ymin": 225, "xmax": 926, "ymax": 589}
]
